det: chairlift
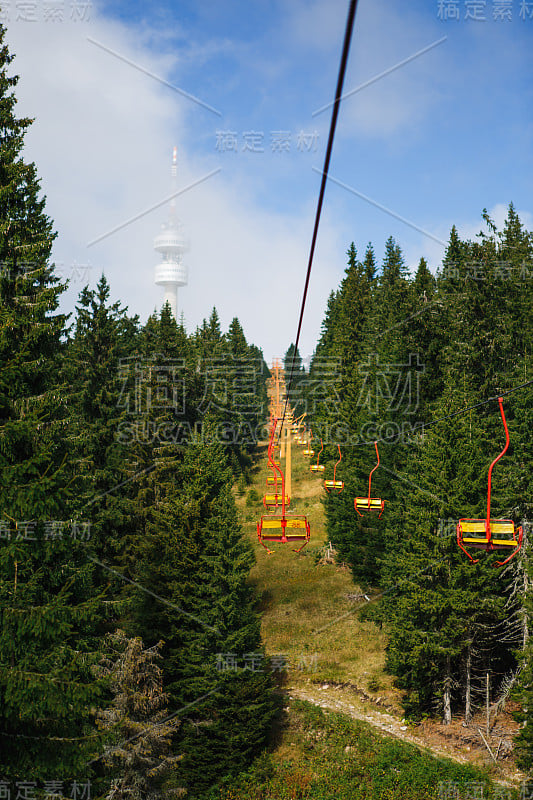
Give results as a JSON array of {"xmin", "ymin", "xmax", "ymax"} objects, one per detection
[
  {"xmin": 354, "ymin": 441, "xmax": 384, "ymax": 517},
  {"xmin": 457, "ymin": 397, "xmax": 523, "ymax": 566},
  {"xmin": 257, "ymin": 514, "xmax": 310, "ymax": 554},
  {"xmin": 310, "ymin": 439, "xmax": 325, "ymax": 472},
  {"xmin": 263, "ymin": 493, "xmax": 291, "ymax": 511},
  {"xmin": 324, "ymin": 445, "xmax": 344, "ymax": 493},
  {"xmin": 257, "ymin": 418, "xmax": 310, "ymax": 553}
]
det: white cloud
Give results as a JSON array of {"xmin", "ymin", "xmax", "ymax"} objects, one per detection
[
  {"xmin": 282, "ymin": 0, "xmax": 348, "ymax": 54},
  {"xmin": 333, "ymin": 0, "xmax": 448, "ymax": 140},
  {"xmin": 7, "ymin": 15, "xmax": 181, "ymax": 314},
  {"xmin": 5, "ymin": 11, "xmax": 344, "ymax": 362},
  {"xmin": 10, "ymin": 4, "xmax": 526, "ymax": 369},
  {"xmin": 179, "ymin": 180, "xmax": 345, "ymax": 362}
]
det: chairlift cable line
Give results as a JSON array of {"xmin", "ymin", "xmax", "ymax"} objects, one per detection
[{"xmin": 280, "ymin": 0, "xmax": 359, "ymax": 436}]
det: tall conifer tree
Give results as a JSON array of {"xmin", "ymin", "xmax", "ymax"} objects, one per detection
[
  {"xmin": 0, "ymin": 27, "xmax": 105, "ymax": 776},
  {"xmin": 132, "ymin": 429, "xmax": 278, "ymax": 796}
]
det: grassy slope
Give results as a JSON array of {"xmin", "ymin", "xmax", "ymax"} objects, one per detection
[
  {"xmin": 208, "ymin": 701, "xmax": 514, "ymax": 800},
  {"xmin": 238, "ymin": 444, "xmax": 399, "ymax": 703},
  {"xmin": 228, "ymin": 442, "xmax": 524, "ymax": 798}
]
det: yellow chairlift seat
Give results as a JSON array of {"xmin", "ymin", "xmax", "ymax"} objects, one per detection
[
  {"xmin": 302, "ymin": 449, "xmax": 314, "ymax": 457},
  {"xmin": 325, "ymin": 479, "xmax": 344, "ymax": 491},
  {"xmin": 263, "ymin": 493, "xmax": 291, "ymax": 510},
  {"xmin": 258, "ymin": 415, "xmax": 309, "ymax": 552},
  {"xmin": 354, "ymin": 441, "xmax": 384, "ymax": 518},
  {"xmin": 456, "ymin": 398, "xmax": 524, "ymax": 567},
  {"xmin": 457, "ymin": 519, "xmax": 521, "ymax": 548},
  {"xmin": 310, "ymin": 439, "xmax": 324, "ymax": 473},
  {"xmin": 266, "ymin": 474, "xmax": 277, "ymax": 485},
  {"xmin": 354, "ymin": 497, "xmax": 384, "ymax": 517},
  {"xmin": 257, "ymin": 514, "xmax": 310, "ymax": 553},
  {"xmin": 324, "ymin": 445, "xmax": 344, "ymax": 494}
]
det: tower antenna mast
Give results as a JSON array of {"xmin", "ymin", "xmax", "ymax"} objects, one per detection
[{"xmin": 154, "ymin": 146, "xmax": 188, "ymax": 319}]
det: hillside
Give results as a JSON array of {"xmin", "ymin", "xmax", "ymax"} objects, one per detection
[
  {"xmin": 208, "ymin": 701, "xmax": 517, "ymax": 800},
  {"xmin": 234, "ymin": 441, "xmax": 528, "ymax": 794}
]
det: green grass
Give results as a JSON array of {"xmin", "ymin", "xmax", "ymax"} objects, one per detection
[
  {"xmin": 205, "ymin": 700, "xmax": 514, "ymax": 800},
  {"xmin": 236, "ymin": 443, "xmax": 396, "ymax": 702}
]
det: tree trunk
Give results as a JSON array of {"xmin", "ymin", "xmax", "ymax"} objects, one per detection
[
  {"xmin": 522, "ymin": 524, "xmax": 529, "ymax": 649},
  {"xmin": 465, "ymin": 642, "xmax": 472, "ymax": 724},
  {"xmin": 443, "ymin": 656, "xmax": 452, "ymax": 725},
  {"xmin": 486, "ymin": 672, "xmax": 490, "ymax": 738}
]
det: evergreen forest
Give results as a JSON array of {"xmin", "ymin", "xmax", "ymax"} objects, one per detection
[{"xmin": 0, "ymin": 23, "xmax": 531, "ymax": 800}]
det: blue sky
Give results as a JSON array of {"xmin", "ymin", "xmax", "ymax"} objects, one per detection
[{"xmin": 4, "ymin": 0, "xmax": 533, "ymax": 362}]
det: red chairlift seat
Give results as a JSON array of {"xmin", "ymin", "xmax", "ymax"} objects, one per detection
[
  {"xmin": 457, "ymin": 397, "xmax": 523, "ymax": 567},
  {"xmin": 354, "ymin": 441, "xmax": 384, "ymax": 518}
]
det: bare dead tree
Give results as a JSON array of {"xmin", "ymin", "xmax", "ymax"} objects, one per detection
[{"xmin": 95, "ymin": 630, "xmax": 185, "ymax": 800}]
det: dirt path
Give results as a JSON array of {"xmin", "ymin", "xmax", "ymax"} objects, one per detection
[{"xmin": 289, "ymin": 684, "xmax": 526, "ymax": 789}]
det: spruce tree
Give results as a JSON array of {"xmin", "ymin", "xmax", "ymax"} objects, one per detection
[
  {"xmin": 96, "ymin": 630, "xmax": 184, "ymax": 800},
  {"xmin": 224, "ymin": 317, "xmax": 265, "ymax": 469},
  {"xmin": 283, "ymin": 342, "xmax": 305, "ymax": 418},
  {"xmin": 378, "ymin": 394, "xmax": 512, "ymax": 721},
  {"xmin": 132, "ymin": 428, "xmax": 278, "ymax": 796},
  {"xmin": 0, "ymin": 26, "xmax": 105, "ymax": 776},
  {"xmin": 67, "ymin": 275, "xmax": 140, "ymax": 565},
  {"xmin": 515, "ymin": 535, "xmax": 533, "ymax": 773},
  {"xmin": 376, "ymin": 214, "xmax": 531, "ymax": 722}
]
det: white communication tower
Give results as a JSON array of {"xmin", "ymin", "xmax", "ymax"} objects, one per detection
[{"xmin": 154, "ymin": 147, "xmax": 188, "ymax": 319}]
